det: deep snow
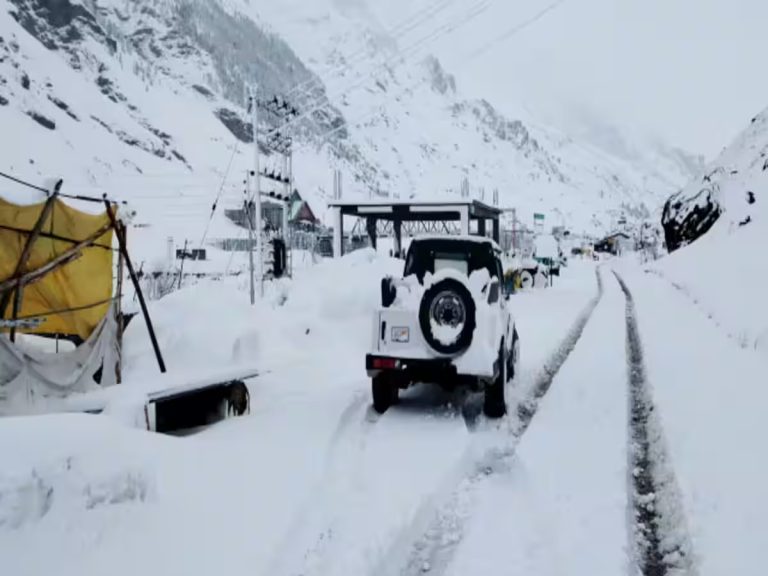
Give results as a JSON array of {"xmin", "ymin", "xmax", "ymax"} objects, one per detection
[
  {"xmin": 620, "ymin": 266, "xmax": 768, "ymax": 576},
  {"xmin": 0, "ymin": 254, "xmax": 600, "ymax": 576},
  {"xmin": 2, "ymin": 238, "xmax": 768, "ymax": 576},
  {"xmin": 651, "ymin": 107, "xmax": 768, "ymax": 361},
  {"xmin": 444, "ymin": 270, "xmax": 628, "ymax": 576}
]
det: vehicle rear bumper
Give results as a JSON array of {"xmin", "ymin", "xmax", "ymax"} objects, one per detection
[{"xmin": 366, "ymin": 354, "xmax": 495, "ymax": 389}]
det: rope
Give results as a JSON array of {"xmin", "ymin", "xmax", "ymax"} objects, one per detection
[
  {"xmin": 0, "ymin": 224, "xmax": 115, "ymax": 251},
  {"xmin": 0, "ymin": 170, "xmax": 126, "ymax": 205},
  {"xmin": 13, "ymin": 297, "xmax": 118, "ymax": 321},
  {"xmin": 0, "ymin": 170, "xmax": 49, "ymax": 194},
  {"xmin": 225, "ymin": 224, "xmax": 249, "ymax": 276}
]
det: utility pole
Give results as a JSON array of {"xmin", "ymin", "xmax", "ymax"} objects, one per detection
[
  {"xmin": 286, "ymin": 150, "xmax": 293, "ymax": 277},
  {"xmin": 250, "ymin": 86, "xmax": 264, "ymax": 300},
  {"xmin": 246, "ymin": 170, "xmax": 256, "ymax": 305},
  {"xmin": 511, "ymin": 208, "xmax": 517, "ymax": 254},
  {"xmin": 177, "ymin": 239, "xmax": 188, "ymax": 290},
  {"xmin": 256, "ymin": 94, "xmax": 298, "ymax": 280}
]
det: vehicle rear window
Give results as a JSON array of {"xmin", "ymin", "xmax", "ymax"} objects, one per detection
[
  {"xmin": 434, "ymin": 253, "xmax": 469, "ymax": 276},
  {"xmin": 404, "ymin": 240, "xmax": 498, "ymax": 282}
]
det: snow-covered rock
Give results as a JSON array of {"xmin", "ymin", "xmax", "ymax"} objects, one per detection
[
  {"xmin": 661, "ymin": 186, "xmax": 722, "ymax": 252},
  {"xmin": 654, "ymin": 105, "xmax": 768, "ymax": 358}
]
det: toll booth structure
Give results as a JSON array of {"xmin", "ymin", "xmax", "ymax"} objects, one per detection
[{"xmin": 328, "ymin": 200, "xmax": 502, "ymax": 258}]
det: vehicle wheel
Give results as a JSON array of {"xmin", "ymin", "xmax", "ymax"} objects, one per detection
[
  {"xmin": 226, "ymin": 380, "xmax": 250, "ymax": 418},
  {"xmin": 419, "ymin": 278, "xmax": 476, "ymax": 355},
  {"xmin": 372, "ymin": 374, "xmax": 399, "ymax": 414},
  {"xmin": 484, "ymin": 347, "xmax": 507, "ymax": 419},
  {"xmin": 507, "ymin": 329, "xmax": 519, "ymax": 382}
]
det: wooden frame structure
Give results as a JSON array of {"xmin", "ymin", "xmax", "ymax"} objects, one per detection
[
  {"xmin": 328, "ymin": 199, "xmax": 503, "ymax": 258},
  {"xmin": 0, "ymin": 183, "xmax": 166, "ymax": 380}
]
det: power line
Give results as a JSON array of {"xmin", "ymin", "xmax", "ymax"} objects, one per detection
[
  {"xmin": 468, "ymin": 0, "xmax": 569, "ymax": 60},
  {"xmin": 287, "ymin": 0, "xmax": 491, "ymax": 131},
  {"xmin": 285, "ymin": 0, "xmax": 457, "ymax": 101},
  {"xmin": 265, "ymin": 0, "xmax": 493, "ymax": 141},
  {"xmin": 225, "ymin": 224, "xmax": 249, "ymax": 276},
  {"xmin": 195, "ymin": 141, "xmax": 240, "ymax": 252},
  {"xmin": 300, "ymin": 0, "xmax": 571, "ymax": 154}
]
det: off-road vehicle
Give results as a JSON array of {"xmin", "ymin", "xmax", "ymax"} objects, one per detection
[{"xmin": 366, "ymin": 236, "xmax": 519, "ymax": 418}]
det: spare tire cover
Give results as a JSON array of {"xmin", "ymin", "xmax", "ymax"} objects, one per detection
[
  {"xmin": 419, "ymin": 278, "xmax": 476, "ymax": 355},
  {"xmin": 520, "ymin": 270, "xmax": 534, "ymax": 290}
]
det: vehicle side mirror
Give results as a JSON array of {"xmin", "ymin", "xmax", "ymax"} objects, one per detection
[
  {"xmin": 381, "ymin": 276, "xmax": 397, "ymax": 308},
  {"xmin": 487, "ymin": 279, "xmax": 500, "ymax": 304}
]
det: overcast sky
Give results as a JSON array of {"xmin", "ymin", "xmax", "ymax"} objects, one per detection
[{"xmin": 367, "ymin": 0, "xmax": 768, "ymax": 158}]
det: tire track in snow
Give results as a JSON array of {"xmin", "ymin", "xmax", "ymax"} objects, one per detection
[
  {"xmin": 374, "ymin": 268, "xmax": 606, "ymax": 576},
  {"xmin": 614, "ymin": 271, "xmax": 696, "ymax": 576},
  {"xmin": 512, "ymin": 267, "xmax": 604, "ymax": 435},
  {"xmin": 263, "ymin": 391, "xmax": 375, "ymax": 575},
  {"xmin": 644, "ymin": 268, "xmax": 759, "ymax": 352}
]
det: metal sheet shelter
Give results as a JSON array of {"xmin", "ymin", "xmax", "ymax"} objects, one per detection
[{"xmin": 328, "ymin": 200, "xmax": 502, "ymax": 257}]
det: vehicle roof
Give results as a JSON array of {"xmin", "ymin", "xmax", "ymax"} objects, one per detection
[{"xmin": 412, "ymin": 234, "xmax": 502, "ymax": 251}]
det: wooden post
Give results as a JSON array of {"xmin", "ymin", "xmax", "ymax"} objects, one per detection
[
  {"xmin": 2, "ymin": 192, "xmax": 59, "ymax": 341},
  {"xmin": 366, "ymin": 217, "xmax": 378, "ymax": 250},
  {"xmin": 0, "ymin": 223, "xmax": 112, "ymax": 295},
  {"xmin": 104, "ymin": 199, "xmax": 166, "ymax": 374},
  {"xmin": 115, "ymin": 223, "xmax": 125, "ymax": 384},
  {"xmin": 478, "ymin": 218, "xmax": 487, "ymax": 238},
  {"xmin": 393, "ymin": 219, "xmax": 402, "ymax": 258},
  {"xmin": 177, "ymin": 239, "xmax": 188, "ymax": 290}
]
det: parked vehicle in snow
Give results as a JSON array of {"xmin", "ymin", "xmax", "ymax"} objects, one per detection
[
  {"xmin": 534, "ymin": 233, "xmax": 561, "ymax": 278},
  {"xmin": 366, "ymin": 236, "xmax": 519, "ymax": 418}
]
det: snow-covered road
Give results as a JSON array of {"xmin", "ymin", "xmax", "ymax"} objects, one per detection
[
  {"xmin": 620, "ymin": 267, "xmax": 768, "ymax": 576},
  {"xmin": 439, "ymin": 268, "xmax": 629, "ymax": 576},
  {"xmin": 1, "ymin": 256, "xmax": 766, "ymax": 576}
]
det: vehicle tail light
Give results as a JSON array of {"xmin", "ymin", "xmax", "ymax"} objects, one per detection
[{"xmin": 373, "ymin": 358, "xmax": 399, "ymax": 370}]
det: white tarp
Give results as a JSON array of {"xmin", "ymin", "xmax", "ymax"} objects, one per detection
[{"xmin": 0, "ymin": 304, "xmax": 119, "ymax": 415}]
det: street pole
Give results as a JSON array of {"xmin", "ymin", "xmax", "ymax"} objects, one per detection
[
  {"xmin": 286, "ymin": 149, "xmax": 293, "ymax": 277},
  {"xmin": 251, "ymin": 86, "xmax": 264, "ymax": 299},
  {"xmin": 283, "ymin": 150, "xmax": 290, "ymax": 236},
  {"xmin": 246, "ymin": 171, "xmax": 256, "ymax": 305},
  {"xmin": 511, "ymin": 208, "xmax": 517, "ymax": 254}
]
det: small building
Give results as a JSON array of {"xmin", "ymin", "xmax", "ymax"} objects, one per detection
[
  {"xmin": 175, "ymin": 248, "xmax": 207, "ymax": 261},
  {"xmin": 289, "ymin": 190, "xmax": 319, "ymax": 230},
  {"xmin": 595, "ymin": 232, "xmax": 632, "ymax": 255}
]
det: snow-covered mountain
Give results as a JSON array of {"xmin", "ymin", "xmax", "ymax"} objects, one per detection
[
  {"xmin": 1, "ymin": 0, "xmax": 691, "ymax": 262},
  {"xmin": 556, "ymin": 108, "xmax": 706, "ymax": 193}
]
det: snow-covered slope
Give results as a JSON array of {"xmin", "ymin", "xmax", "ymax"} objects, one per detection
[
  {"xmin": 653, "ymin": 106, "xmax": 768, "ymax": 357},
  {"xmin": 2, "ymin": 0, "xmax": 685, "ymax": 264}
]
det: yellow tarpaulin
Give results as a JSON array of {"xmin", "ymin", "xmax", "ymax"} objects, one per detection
[{"xmin": 0, "ymin": 195, "xmax": 115, "ymax": 340}]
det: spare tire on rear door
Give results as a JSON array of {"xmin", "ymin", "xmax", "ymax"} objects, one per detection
[{"xmin": 419, "ymin": 278, "xmax": 476, "ymax": 355}]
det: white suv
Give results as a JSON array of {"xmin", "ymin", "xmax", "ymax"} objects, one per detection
[{"xmin": 366, "ymin": 236, "xmax": 519, "ymax": 418}]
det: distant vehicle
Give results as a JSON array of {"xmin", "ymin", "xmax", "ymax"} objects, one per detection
[
  {"xmin": 534, "ymin": 233, "xmax": 561, "ymax": 277},
  {"xmin": 366, "ymin": 236, "xmax": 519, "ymax": 418}
]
